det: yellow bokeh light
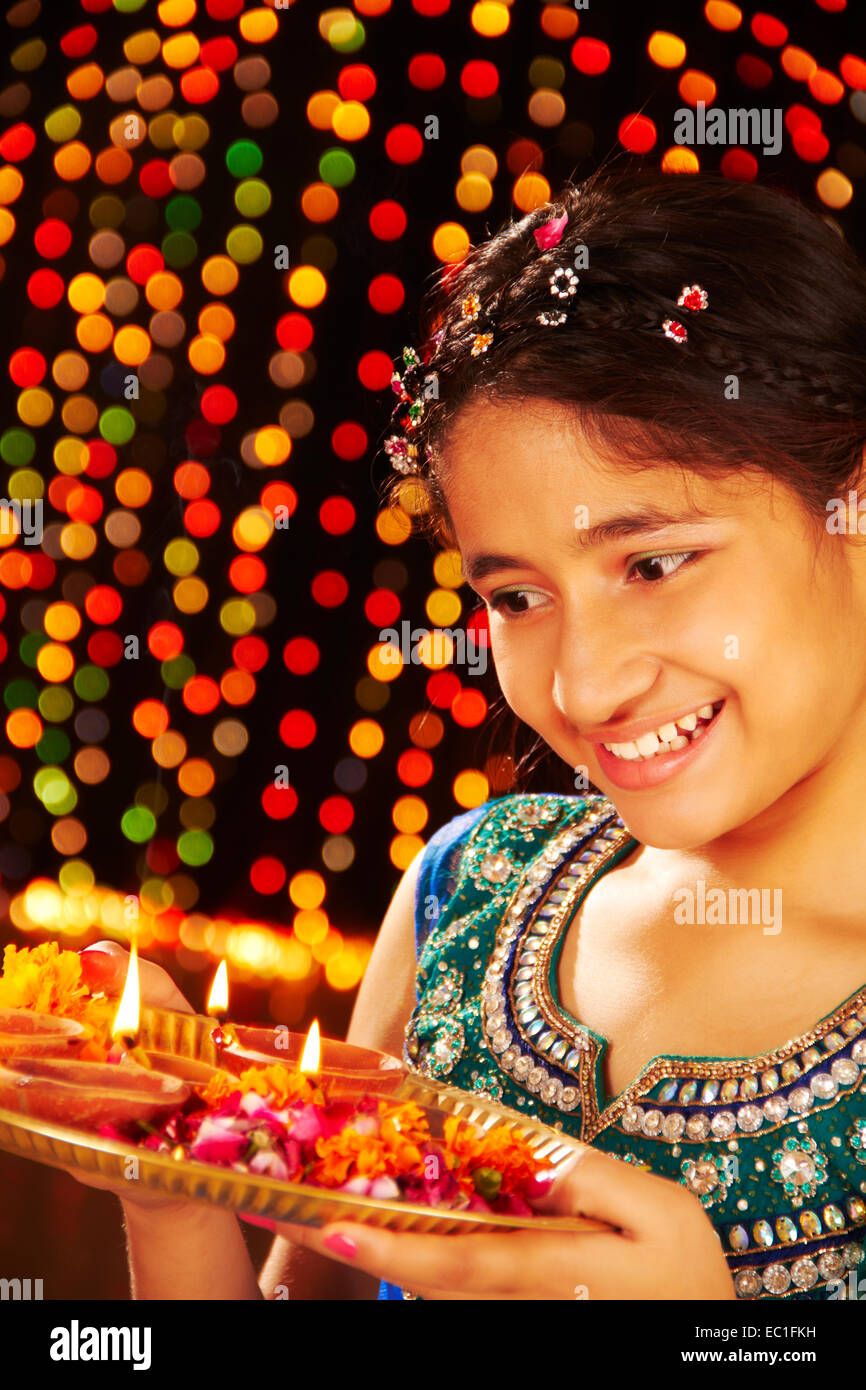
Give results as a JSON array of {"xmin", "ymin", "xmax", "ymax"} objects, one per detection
[
  {"xmin": 332, "ymin": 100, "xmax": 371, "ymax": 141},
  {"xmin": 288, "ymin": 266, "xmax": 327, "ymax": 308},
  {"xmin": 648, "ymin": 32, "xmax": 687, "ymax": 68},
  {"xmin": 661, "ymin": 147, "xmax": 700, "ymax": 174},
  {"xmin": 68, "ymin": 272, "xmax": 105, "ymax": 314},
  {"xmin": 375, "ymin": 507, "xmax": 412, "ymax": 545},
  {"xmin": 704, "ymin": 0, "xmax": 742, "ymax": 31},
  {"xmin": 390, "ymin": 833, "xmax": 424, "ymax": 870},
  {"xmin": 162, "ymin": 33, "xmax": 201, "ymax": 69},
  {"xmin": 367, "ymin": 642, "xmax": 403, "ymax": 682},
  {"xmin": 454, "ymin": 769, "xmax": 490, "ymax": 808},
  {"xmin": 425, "ymin": 587, "xmax": 462, "ymax": 626},
  {"xmin": 471, "ymin": 2, "xmax": 510, "ymax": 37},
  {"xmin": 816, "ymin": 169, "xmax": 853, "ymax": 210},
  {"xmin": 60, "ymin": 521, "xmax": 97, "ymax": 560},
  {"xmin": 433, "ymin": 549, "xmax": 464, "ymax": 588},
  {"xmin": 416, "ymin": 629, "xmax": 454, "ymax": 669},
  {"xmin": 255, "ymin": 426, "xmax": 292, "ymax": 466},
  {"xmin": 307, "ymin": 91, "xmax": 342, "ymax": 130},
  {"xmin": 289, "ymin": 871, "xmax": 326, "ymax": 910},
  {"xmin": 113, "ymin": 325, "xmax": 152, "ymax": 366},
  {"xmin": 43, "ymin": 602, "xmax": 81, "ymax": 641},
  {"xmin": 456, "ymin": 171, "xmax": 493, "ymax": 213},
  {"xmin": 232, "ymin": 506, "xmax": 274, "ymax": 552},
  {"xmin": 293, "ymin": 909, "xmax": 329, "ymax": 945},
  {"xmin": 513, "ymin": 172, "xmax": 551, "ymax": 213},
  {"xmin": 432, "ymin": 222, "xmax": 470, "ymax": 264},
  {"xmin": 348, "ymin": 719, "xmax": 384, "ymax": 758},
  {"xmin": 393, "ymin": 795, "xmax": 428, "ymax": 835}
]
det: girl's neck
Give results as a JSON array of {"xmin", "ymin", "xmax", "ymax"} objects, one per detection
[{"xmin": 634, "ymin": 752, "xmax": 866, "ymax": 934}]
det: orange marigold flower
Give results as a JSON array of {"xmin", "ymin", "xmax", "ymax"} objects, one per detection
[
  {"xmin": 442, "ymin": 1116, "xmax": 551, "ymax": 1194},
  {"xmin": 195, "ymin": 1062, "xmax": 325, "ymax": 1110},
  {"xmin": 376, "ymin": 1099, "xmax": 430, "ymax": 1148},
  {"xmin": 0, "ymin": 942, "xmax": 115, "ymax": 1057},
  {"xmin": 311, "ymin": 1104, "xmax": 430, "ymax": 1188},
  {"xmin": 0, "ymin": 942, "xmax": 90, "ymax": 1015}
]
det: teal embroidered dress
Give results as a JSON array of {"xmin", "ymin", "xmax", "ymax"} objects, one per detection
[{"xmin": 378, "ymin": 792, "xmax": 866, "ymax": 1301}]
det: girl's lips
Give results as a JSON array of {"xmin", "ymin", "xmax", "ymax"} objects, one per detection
[{"xmin": 592, "ymin": 700, "xmax": 726, "ymax": 791}]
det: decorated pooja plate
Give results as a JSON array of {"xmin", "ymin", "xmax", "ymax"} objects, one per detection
[{"xmin": 0, "ymin": 1005, "xmax": 610, "ymax": 1236}]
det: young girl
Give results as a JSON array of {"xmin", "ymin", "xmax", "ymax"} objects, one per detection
[{"xmin": 75, "ymin": 164, "xmax": 866, "ymax": 1301}]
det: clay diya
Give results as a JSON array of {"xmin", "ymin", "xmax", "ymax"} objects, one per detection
[
  {"xmin": 210, "ymin": 1022, "xmax": 408, "ymax": 1100},
  {"xmin": 0, "ymin": 1007, "xmax": 91, "ymax": 1060},
  {"xmin": 0, "ymin": 1054, "xmax": 191, "ymax": 1130}
]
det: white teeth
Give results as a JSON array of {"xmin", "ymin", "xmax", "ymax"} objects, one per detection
[
  {"xmin": 635, "ymin": 731, "xmax": 660, "ymax": 757},
  {"xmin": 601, "ymin": 701, "xmax": 723, "ymax": 762},
  {"xmin": 613, "ymin": 743, "xmax": 641, "ymax": 760}
]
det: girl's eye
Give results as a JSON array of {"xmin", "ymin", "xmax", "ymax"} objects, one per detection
[
  {"xmin": 486, "ymin": 588, "xmax": 546, "ymax": 619},
  {"xmin": 627, "ymin": 550, "xmax": 699, "ymax": 583}
]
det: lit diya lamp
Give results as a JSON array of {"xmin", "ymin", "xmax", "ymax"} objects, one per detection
[
  {"xmin": 199, "ymin": 954, "xmax": 405, "ymax": 1097},
  {"xmin": 213, "ymin": 1012, "xmax": 407, "ymax": 1100},
  {"xmin": 111, "ymin": 945, "xmax": 223, "ymax": 1089}
]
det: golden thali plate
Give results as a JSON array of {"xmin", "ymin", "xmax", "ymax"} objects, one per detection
[{"xmin": 0, "ymin": 1005, "xmax": 607, "ymax": 1236}]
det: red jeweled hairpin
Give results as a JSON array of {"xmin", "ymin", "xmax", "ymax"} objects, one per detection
[{"xmin": 662, "ymin": 283, "xmax": 710, "ymax": 343}]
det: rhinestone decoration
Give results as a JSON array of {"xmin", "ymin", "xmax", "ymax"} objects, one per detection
[
  {"xmin": 849, "ymin": 1117, "xmax": 866, "ymax": 1165},
  {"xmin": 475, "ymin": 851, "xmax": 516, "ymax": 888},
  {"xmin": 549, "ymin": 266, "xmax": 579, "ymax": 299},
  {"xmin": 677, "ymin": 283, "xmax": 709, "ymax": 312},
  {"xmin": 771, "ymin": 1134, "xmax": 828, "ymax": 1206},
  {"xmin": 761, "ymin": 1263, "xmax": 791, "ymax": 1295},
  {"xmin": 680, "ymin": 1152, "xmax": 736, "ymax": 1208},
  {"xmin": 480, "ymin": 798, "xmax": 625, "ymax": 1119},
  {"xmin": 662, "ymin": 317, "xmax": 688, "ymax": 343},
  {"xmin": 734, "ymin": 1270, "xmax": 762, "ymax": 1299}
]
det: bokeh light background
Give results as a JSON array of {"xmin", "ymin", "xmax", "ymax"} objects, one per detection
[{"xmin": 0, "ymin": 0, "xmax": 864, "ymax": 1295}]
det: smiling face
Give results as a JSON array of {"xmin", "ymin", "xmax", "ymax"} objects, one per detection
[{"xmin": 440, "ymin": 396, "xmax": 866, "ymax": 850}]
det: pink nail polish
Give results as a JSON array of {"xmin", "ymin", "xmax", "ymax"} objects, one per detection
[
  {"xmin": 238, "ymin": 1212, "xmax": 276, "ymax": 1231},
  {"xmin": 525, "ymin": 1169, "xmax": 558, "ymax": 1198},
  {"xmin": 323, "ymin": 1231, "xmax": 358, "ymax": 1259}
]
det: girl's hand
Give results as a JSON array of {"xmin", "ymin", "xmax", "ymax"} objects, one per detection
[
  {"xmin": 54, "ymin": 942, "xmax": 198, "ymax": 1212},
  {"xmin": 265, "ymin": 1145, "xmax": 737, "ymax": 1300},
  {"xmin": 77, "ymin": 940, "xmax": 196, "ymax": 1015}
]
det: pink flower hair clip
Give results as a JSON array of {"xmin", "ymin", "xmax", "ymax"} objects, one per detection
[
  {"xmin": 662, "ymin": 283, "xmax": 709, "ymax": 343},
  {"xmin": 533, "ymin": 209, "xmax": 568, "ymax": 250}
]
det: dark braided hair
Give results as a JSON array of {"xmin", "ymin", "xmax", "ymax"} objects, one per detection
[{"xmin": 382, "ymin": 164, "xmax": 866, "ymax": 549}]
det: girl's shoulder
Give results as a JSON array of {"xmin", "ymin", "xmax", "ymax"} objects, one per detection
[{"xmin": 412, "ymin": 788, "xmax": 618, "ymax": 959}]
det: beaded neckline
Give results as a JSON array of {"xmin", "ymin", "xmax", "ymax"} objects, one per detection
[
  {"xmin": 547, "ymin": 869, "xmax": 866, "ymax": 1115},
  {"xmin": 482, "ymin": 796, "xmax": 866, "ymax": 1141}
]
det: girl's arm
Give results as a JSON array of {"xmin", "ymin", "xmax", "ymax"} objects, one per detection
[
  {"xmin": 122, "ymin": 1200, "xmax": 264, "ymax": 1301},
  {"xmin": 257, "ymin": 846, "xmax": 424, "ymax": 1300}
]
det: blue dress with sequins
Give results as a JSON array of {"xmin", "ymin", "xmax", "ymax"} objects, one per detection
[{"xmin": 378, "ymin": 792, "xmax": 866, "ymax": 1301}]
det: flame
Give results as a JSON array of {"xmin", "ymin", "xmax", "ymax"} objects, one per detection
[
  {"xmin": 112, "ymin": 940, "xmax": 140, "ymax": 1038},
  {"xmin": 206, "ymin": 959, "xmax": 229, "ymax": 1015},
  {"xmin": 299, "ymin": 1019, "xmax": 320, "ymax": 1073}
]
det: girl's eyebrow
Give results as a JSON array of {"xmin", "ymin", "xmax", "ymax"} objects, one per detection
[{"xmin": 463, "ymin": 508, "xmax": 716, "ymax": 584}]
